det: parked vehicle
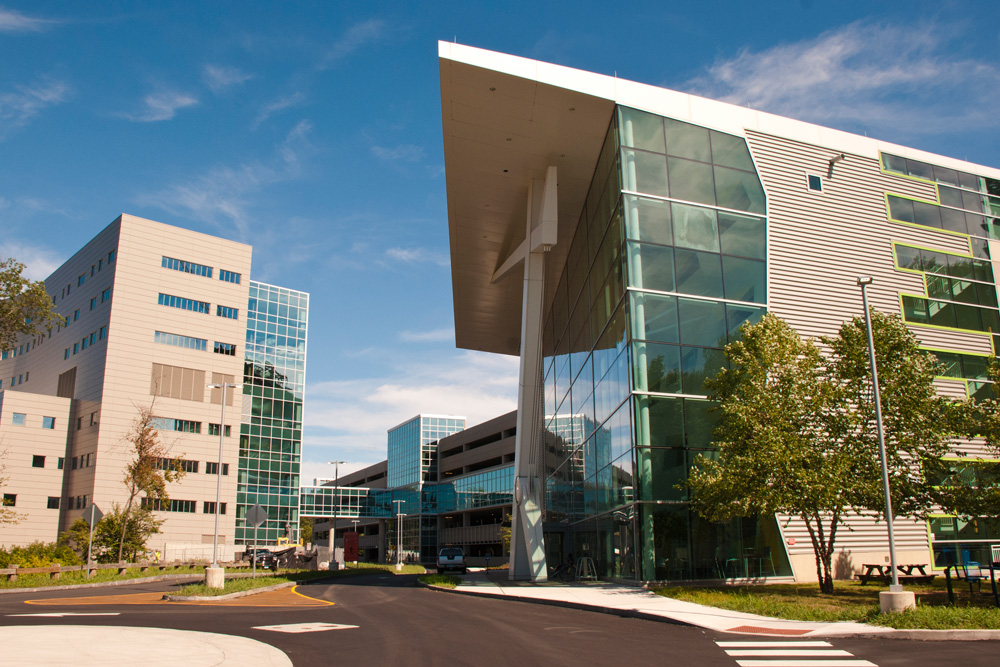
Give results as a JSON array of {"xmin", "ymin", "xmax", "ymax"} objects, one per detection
[
  {"xmin": 437, "ymin": 546, "xmax": 467, "ymax": 574},
  {"xmin": 244, "ymin": 548, "xmax": 278, "ymax": 569}
]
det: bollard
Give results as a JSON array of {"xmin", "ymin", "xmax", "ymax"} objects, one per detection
[
  {"xmin": 52, "ymin": 562, "xmax": 61, "ymax": 580},
  {"xmin": 9, "ymin": 564, "xmax": 17, "ymax": 582}
]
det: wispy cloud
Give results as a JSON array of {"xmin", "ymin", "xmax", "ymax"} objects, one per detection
[
  {"xmin": 0, "ymin": 7, "xmax": 57, "ymax": 33},
  {"xmin": 302, "ymin": 351, "xmax": 519, "ymax": 470},
  {"xmin": 137, "ymin": 120, "xmax": 313, "ymax": 238},
  {"xmin": 0, "ymin": 240, "xmax": 64, "ymax": 280},
  {"xmin": 203, "ymin": 64, "xmax": 253, "ymax": 93},
  {"xmin": 370, "ymin": 143, "xmax": 424, "ymax": 162},
  {"xmin": 0, "ymin": 78, "xmax": 70, "ymax": 138},
  {"xmin": 318, "ymin": 18, "xmax": 385, "ymax": 69},
  {"xmin": 119, "ymin": 91, "xmax": 198, "ymax": 122},
  {"xmin": 684, "ymin": 20, "xmax": 1000, "ymax": 138},
  {"xmin": 384, "ymin": 246, "xmax": 449, "ymax": 267},
  {"xmin": 254, "ymin": 92, "xmax": 306, "ymax": 127},
  {"xmin": 399, "ymin": 328, "xmax": 454, "ymax": 343}
]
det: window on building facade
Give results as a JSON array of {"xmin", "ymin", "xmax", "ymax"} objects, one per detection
[
  {"xmin": 205, "ymin": 461, "xmax": 229, "ymax": 475},
  {"xmin": 101, "ymin": 287, "xmax": 111, "ymax": 303},
  {"xmin": 154, "ymin": 331, "xmax": 207, "ymax": 351},
  {"xmin": 219, "ymin": 270, "xmax": 241, "ymax": 284},
  {"xmin": 213, "ymin": 341, "xmax": 236, "ymax": 355},
  {"xmin": 2, "ymin": 494, "xmax": 15, "ymax": 507},
  {"xmin": 203, "ymin": 501, "xmax": 227, "ymax": 514},
  {"xmin": 162, "ymin": 256, "xmax": 213, "ymax": 278},
  {"xmin": 207, "ymin": 424, "xmax": 231, "ymax": 437},
  {"xmin": 158, "ymin": 293, "xmax": 210, "ymax": 314},
  {"xmin": 11, "ymin": 413, "xmax": 25, "ymax": 426},
  {"xmin": 47, "ymin": 497, "xmax": 60, "ymax": 509},
  {"xmin": 216, "ymin": 305, "xmax": 239, "ymax": 319},
  {"xmin": 77, "ymin": 274, "xmax": 85, "ymax": 287},
  {"xmin": 32, "ymin": 455, "xmax": 45, "ymax": 468}
]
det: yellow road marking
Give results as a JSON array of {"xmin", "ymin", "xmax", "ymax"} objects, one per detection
[{"xmin": 26, "ymin": 586, "xmax": 333, "ymax": 607}]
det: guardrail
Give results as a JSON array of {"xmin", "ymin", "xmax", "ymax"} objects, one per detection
[{"xmin": 0, "ymin": 560, "xmax": 254, "ymax": 582}]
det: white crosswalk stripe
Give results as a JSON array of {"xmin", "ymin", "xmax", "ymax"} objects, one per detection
[{"xmin": 715, "ymin": 640, "xmax": 877, "ymax": 667}]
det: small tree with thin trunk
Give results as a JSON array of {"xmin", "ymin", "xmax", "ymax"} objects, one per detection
[
  {"xmin": 117, "ymin": 405, "xmax": 186, "ymax": 562},
  {"xmin": 0, "ymin": 258, "xmax": 61, "ymax": 351}
]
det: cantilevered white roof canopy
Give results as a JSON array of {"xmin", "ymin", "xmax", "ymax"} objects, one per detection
[{"xmin": 439, "ymin": 42, "xmax": 1000, "ymax": 357}]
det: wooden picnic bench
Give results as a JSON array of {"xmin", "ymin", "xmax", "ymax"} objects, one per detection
[{"xmin": 856, "ymin": 563, "xmax": 936, "ymax": 585}]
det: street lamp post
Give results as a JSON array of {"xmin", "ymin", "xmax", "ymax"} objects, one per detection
[
  {"xmin": 856, "ymin": 277, "xmax": 905, "ymax": 597},
  {"xmin": 205, "ymin": 382, "xmax": 240, "ymax": 589},
  {"xmin": 327, "ymin": 461, "xmax": 345, "ymax": 570},
  {"xmin": 393, "ymin": 499, "xmax": 405, "ymax": 572}
]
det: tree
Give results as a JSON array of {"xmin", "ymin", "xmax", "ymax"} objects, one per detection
[
  {"xmin": 300, "ymin": 516, "xmax": 314, "ymax": 545},
  {"xmin": 116, "ymin": 404, "xmax": 186, "ymax": 562},
  {"xmin": 0, "ymin": 258, "xmax": 61, "ymax": 351},
  {"xmin": 686, "ymin": 312, "xmax": 954, "ymax": 593},
  {"xmin": 60, "ymin": 508, "xmax": 163, "ymax": 563}
]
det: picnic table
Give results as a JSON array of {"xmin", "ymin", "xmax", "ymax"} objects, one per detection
[{"xmin": 857, "ymin": 563, "xmax": 935, "ymax": 585}]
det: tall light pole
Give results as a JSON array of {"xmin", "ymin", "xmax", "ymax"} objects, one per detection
[
  {"xmin": 856, "ymin": 277, "xmax": 901, "ymax": 592},
  {"xmin": 207, "ymin": 382, "xmax": 240, "ymax": 569},
  {"xmin": 393, "ymin": 499, "xmax": 405, "ymax": 571},
  {"xmin": 327, "ymin": 461, "xmax": 345, "ymax": 570}
]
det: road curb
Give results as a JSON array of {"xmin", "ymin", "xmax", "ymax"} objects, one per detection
[
  {"xmin": 425, "ymin": 581, "xmax": 1000, "ymax": 641},
  {"xmin": 163, "ymin": 580, "xmax": 296, "ymax": 601}
]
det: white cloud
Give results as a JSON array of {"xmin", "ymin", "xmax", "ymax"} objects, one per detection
[
  {"xmin": 137, "ymin": 120, "xmax": 312, "ymax": 238},
  {"xmin": 384, "ymin": 246, "xmax": 449, "ymax": 267},
  {"xmin": 119, "ymin": 91, "xmax": 198, "ymax": 122},
  {"xmin": 301, "ymin": 351, "xmax": 519, "ymax": 468},
  {"xmin": 318, "ymin": 18, "xmax": 385, "ymax": 69},
  {"xmin": 254, "ymin": 92, "xmax": 306, "ymax": 127},
  {"xmin": 0, "ymin": 78, "xmax": 70, "ymax": 137},
  {"xmin": 684, "ymin": 21, "xmax": 1000, "ymax": 138},
  {"xmin": 371, "ymin": 143, "xmax": 424, "ymax": 162},
  {"xmin": 0, "ymin": 241, "xmax": 63, "ymax": 280},
  {"xmin": 0, "ymin": 7, "xmax": 56, "ymax": 32},
  {"xmin": 203, "ymin": 64, "xmax": 253, "ymax": 93},
  {"xmin": 399, "ymin": 328, "xmax": 454, "ymax": 343}
]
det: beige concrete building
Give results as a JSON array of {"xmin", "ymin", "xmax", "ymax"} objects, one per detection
[{"xmin": 0, "ymin": 214, "xmax": 251, "ymax": 558}]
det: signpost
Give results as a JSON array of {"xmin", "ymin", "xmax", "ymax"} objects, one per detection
[
  {"xmin": 246, "ymin": 504, "xmax": 268, "ymax": 578},
  {"xmin": 82, "ymin": 503, "xmax": 103, "ymax": 573},
  {"xmin": 344, "ymin": 532, "xmax": 359, "ymax": 564}
]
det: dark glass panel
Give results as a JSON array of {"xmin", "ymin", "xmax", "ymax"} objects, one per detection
[
  {"xmin": 684, "ymin": 398, "xmax": 718, "ymax": 449},
  {"xmin": 963, "ymin": 190, "xmax": 986, "ymax": 213},
  {"xmin": 888, "ymin": 195, "xmax": 915, "ymax": 223},
  {"xmin": 681, "ymin": 346, "xmax": 725, "ymax": 394},
  {"xmin": 668, "ymin": 157, "xmax": 716, "ymax": 206},
  {"xmin": 913, "ymin": 201, "xmax": 942, "ymax": 229},
  {"xmin": 939, "ymin": 185, "xmax": 964, "ymax": 208},
  {"xmin": 987, "ymin": 178, "xmax": 1000, "ymax": 197},
  {"xmin": 664, "ymin": 118, "xmax": 710, "ymax": 162},
  {"xmin": 902, "ymin": 296, "xmax": 929, "ymax": 324},
  {"xmin": 934, "ymin": 351, "xmax": 961, "ymax": 377},
  {"xmin": 722, "ymin": 256, "xmax": 766, "ymax": 303},
  {"xmin": 631, "ymin": 242, "xmax": 675, "ymax": 293},
  {"xmin": 976, "ymin": 283, "xmax": 998, "ymax": 308},
  {"xmin": 624, "ymin": 195, "xmax": 672, "ymax": 245},
  {"xmin": 624, "ymin": 149, "xmax": 669, "ymax": 197},
  {"xmin": 953, "ymin": 303, "xmax": 982, "ymax": 331},
  {"xmin": 636, "ymin": 448, "xmax": 687, "ymax": 501},
  {"xmin": 946, "ymin": 255, "xmax": 976, "ymax": 280},
  {"xmin": 719, "ymin": 212, "xmax": 765, "ymax": 260},
  {"xmin": 906, "ymin": 158, "xmax": 934, "ymax": 180},
  {"xmin": 710, "ymin": 130, "xmax": 755, "ymax": 171},
  {"xmin": 675, "ymin": 249, "xmax": 724, "ymax": 298},
  {"xmin": 928, "ymin": 301, "xmax": 957, "ymax": 328},
  {"xmin": 618, "ymin": 107, "xmax": 665, "ymax": 152},
  {"xmin": 634, "ymin": 293, "xmax": 679, "ymax": 343},
  {"xmin": 933, "ymin": 166, "xmax": 960, "ymax": 186},
  {"xmin": 959, "ymin": 172, "xmax": 981, "ymax": 192},
  {"xmin": 962, "ymin": 355, "xmax": 989, "ymax": 381},
  {"xmin": 635, "ymin": 342, "xmax": 681, "ymax": 394},
  {"xmin": 714, "ymin": 166, "xmax": 766, "ymax": 214},
  {"xmin": 678, "ymin": 298, "xmax": 727, "ymax": 347},
  {"xmin": 981, "ymin": 308, "xmax": 1000, "ymax": 333},
  {"xmin": 894, "ymin": 245, "xmax": 922, "ymax": 271},
  {"xmin": 882, "ymin": 153, "xmax": 907, "ymax": 173},
  {"xmin": 641, "ymin": 395, "xmax": 685, "ymax": 448},
  {"xmin": 967, "ymin": 213, "xmax": 989, "ymax": 238}
]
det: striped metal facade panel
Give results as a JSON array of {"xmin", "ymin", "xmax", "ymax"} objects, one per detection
[
  {"xmin": 747, "ymin": 130, "xmax": 996, "ymax": 558},
  {"xmin": 746, "ymin": 129, "xmax": 987, "ymax": 360},
  {"xmin": 777, "ymin": 513, "xmax": 929, "ymax": 556}
]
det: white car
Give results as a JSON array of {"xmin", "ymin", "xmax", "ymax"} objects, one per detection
[{"xmin": 436, "ymin": 547, "xmax": 467, "ymax": 574}]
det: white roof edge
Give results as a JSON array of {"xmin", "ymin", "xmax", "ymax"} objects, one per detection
[{"xmin": 439, "ymin": 41, "xmax": 1000, "ymax": 180}]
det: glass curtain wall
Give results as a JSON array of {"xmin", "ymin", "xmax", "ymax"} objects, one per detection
[
  {"xmin": 543, "ymin": 105, "xmax": 792, "ymax": 581},
  {"xmin": 236, "ymin": 282, "xmax": 309, "ymax": 544}
]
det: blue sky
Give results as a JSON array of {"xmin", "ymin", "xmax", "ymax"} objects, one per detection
[{"xmin": 2, "ymin": 1, "xmax": 998, "ymax": 485}]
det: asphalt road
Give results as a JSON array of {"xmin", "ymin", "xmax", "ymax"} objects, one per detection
[{"xmin": 0, "ymin": 573, "xmax": 998, "ymax": 666}]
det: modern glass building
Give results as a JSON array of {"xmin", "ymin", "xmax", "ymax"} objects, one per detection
[
  {"xmin": 387, "ymin": 414, "xmax": 465, "ymax": 488},
  {"xmin": 439, "ymin": 43, "xmax": 1000, "ymax": 583},
  {"xmin": 236, "ymin": 281, "xmax": 309, "ymax": 545}
]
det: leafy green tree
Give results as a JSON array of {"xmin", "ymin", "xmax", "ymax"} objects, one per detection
[
  {"xmin": 687, "ymin": 312, "xmax": 955, "ymax": 593},
  {"xmin": 300, "ymin": 516, "xmax": 314, "ymax": 544},
  {"xmin": 0, "ymin": 258, "xmax": 61, "ymax": 351},
  {"xmin": 117, "ymin": 404, "xmax": 186, "ymax": 562}
]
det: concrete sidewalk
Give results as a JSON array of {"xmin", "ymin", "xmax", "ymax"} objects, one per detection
[{"xmin": 443, "ymin": 570, "xmax": 1000, "ymax": 641}]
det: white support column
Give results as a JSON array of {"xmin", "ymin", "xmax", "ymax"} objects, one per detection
[{"xmin": 509, "ymin": 166, "xmax": 557, "ymax": 581}]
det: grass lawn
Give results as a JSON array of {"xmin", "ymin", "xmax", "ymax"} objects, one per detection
[
  {"xmin": 173, "ymin": 562, "xmax": 427, "ymax": 597},
  {"xmin": 651, "ymin": 578, "xmax": 1000, "ymax": 629},
  {"xmin": 419, "ymin": 573, "xmax": 461, "ymax": 589}
]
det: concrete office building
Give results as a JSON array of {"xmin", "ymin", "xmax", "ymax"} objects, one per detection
[
  {"xmin": 437, "ymin": 43, "xmax": 1000, "ymax": 582},
  {"xmin": 0, "ymin": 214, "xmax": 307, "ymax": 559}
]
